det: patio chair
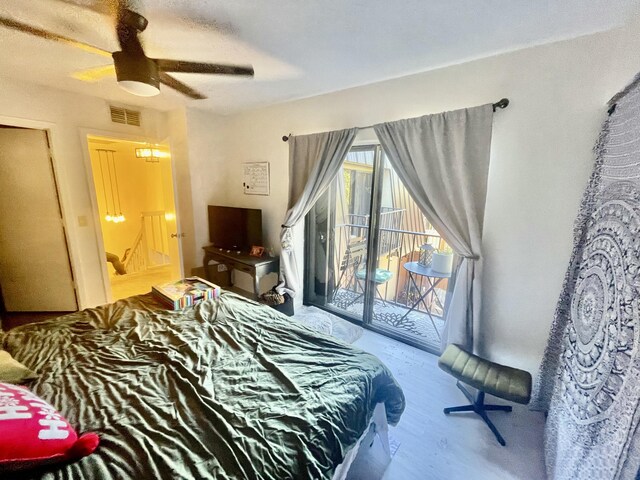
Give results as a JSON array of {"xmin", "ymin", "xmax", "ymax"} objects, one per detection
[
  {"xmin": 333, "ymin": 239, "xmax": 393, "ymax": 307},
  {"xmin": 331, "ymin": 239, "xmax": 367, "ymax": 304}
]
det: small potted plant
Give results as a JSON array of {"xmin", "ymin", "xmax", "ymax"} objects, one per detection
[{"xmin": 431, "ymin": 245, "xmax": 454, "ymax": 274}]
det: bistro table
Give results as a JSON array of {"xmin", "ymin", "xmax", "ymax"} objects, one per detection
[{"xmin": 398, "ymin": 261, "xmax": 451, "ymax": 339}]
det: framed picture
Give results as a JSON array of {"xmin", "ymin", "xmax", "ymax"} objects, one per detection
[
  {"xmin": 250, "ymin": 245, "xmax": 265, "ymax": 257},
  {"xmin": 243, "ymin": 162, "xmax": 270, "ymax": 195}
]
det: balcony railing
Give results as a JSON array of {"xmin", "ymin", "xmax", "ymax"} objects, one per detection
[{"xmin": 329, "ymin": 221, "xmax": 448, "ymax": 317}]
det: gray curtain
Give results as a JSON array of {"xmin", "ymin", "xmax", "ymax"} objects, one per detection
[
  {"xmin": 277, "ymin": 128, "xmax": 357, "ymax": 298},
  {"xmin": 374, "ymin": 104, "xmax": 494, "ymax": 352}
]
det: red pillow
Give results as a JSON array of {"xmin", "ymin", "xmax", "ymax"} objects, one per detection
[{"xmin": 0, "ymin": 383, "xmax": 99, "ymax": 472}]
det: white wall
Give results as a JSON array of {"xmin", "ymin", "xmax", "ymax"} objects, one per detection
[
  {"xmin": 159, "ymin": 108, "xmax": 197, "ymax": 278},
  {"xmin": 184, "ymin": 20, "xmax": 640, "ymax": 374},
  {"xmin": 182, "ymin": 109, "xmax": 231, "ymax": 273},
  {"xmin": 0, "ymin": 77, "xmax": 180, "ymax": 308}
]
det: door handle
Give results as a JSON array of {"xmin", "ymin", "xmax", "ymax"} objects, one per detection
[{"xmin": 171, "ymin": 233, "xmax": 186, "ymax": 238}]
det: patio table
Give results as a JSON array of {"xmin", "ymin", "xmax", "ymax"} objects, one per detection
[{"xmin": 398, "ymin": 261, "xmax": 451, "ymax": 339}]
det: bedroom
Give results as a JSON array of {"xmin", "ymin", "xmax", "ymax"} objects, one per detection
[{"xmin": 1, "ymin": 1, "xmax": 640, "ymax": 479}]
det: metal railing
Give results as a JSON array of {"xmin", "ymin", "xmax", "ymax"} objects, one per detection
[
  {"xmin": 344, "ymin": 207, "xmax": 405, "ymax": 255},
  {"xmin": 123, "ymin": 211, "xmax": 171, "ymax": 274},
  {"xmin": 329, "ymin": 223, "xmax": 448, "ymax": 315}
]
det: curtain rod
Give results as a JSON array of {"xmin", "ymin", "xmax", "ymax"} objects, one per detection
[{"xmin": 281, "ymin": 98, "xmax": 510, "ymax": 142}]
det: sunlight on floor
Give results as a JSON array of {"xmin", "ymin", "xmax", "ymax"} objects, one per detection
[{"xmin": 109, "ymin": 265, "xmax": 175, "ymax": 301}]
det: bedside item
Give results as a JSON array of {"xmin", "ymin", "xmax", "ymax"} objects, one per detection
[
  {"xmin": 438, "ymin": 344, "xmax": 532, "ymax": 446},
  {"xmin": 0, "ymin": 350, "xmax": 38, "ymax": 384},
  {"xmin": 418, "ymin": 244, "xmax": 435, "ymax": 267},
  {"xmin": 0, "ymin": 383, "xmax": 99, "ymax": 473},
  {"xmin": 249, "ymin": 245, "xmax": 265, "ymax": 257},
  {"xmin": 152, "ymin": 276, "xmax": 220, "ymax": 310},
  {"xmin": 260, "ymin": 287, "xmax": 294, "ymax": 316}
]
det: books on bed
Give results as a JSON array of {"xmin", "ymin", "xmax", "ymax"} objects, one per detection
[{"xmin": 152, "ymin": 276, "xmax": 221, "ymax": 310}]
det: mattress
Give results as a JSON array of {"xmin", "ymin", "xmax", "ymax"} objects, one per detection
[{"xmin": 1, "ymin": 292, "xmax": 405, "ymax": 479}]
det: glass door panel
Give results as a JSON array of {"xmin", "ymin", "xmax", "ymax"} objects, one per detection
[
  {"xmin": 304, "ymin": 145, "xmax": 451, "ymax": 353},
  {"xmin": 304, "ymin": 147, "xmax": 375, "ymax": 322},
  {"xmin": 369, "ymin": 154, "xmax": 450, "ymax": 352}
]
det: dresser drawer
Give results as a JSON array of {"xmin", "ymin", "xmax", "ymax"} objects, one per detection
[{"xmin": 234, "ymin": 263, "xmax": 254, "ymax": 274}]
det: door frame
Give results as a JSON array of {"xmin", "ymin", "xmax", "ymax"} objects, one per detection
[
  {"xmin": 0, "ymin": 115, "xmax": 80, "ymax": 310},
  {"xmin": 79, "ymin": 128, "xmax": 184, "ymax": 303}
]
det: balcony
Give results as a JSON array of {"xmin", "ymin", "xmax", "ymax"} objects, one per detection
[
  {"xmin": 324, "ymin": 210, "xmax": 449, "ymax": 352},
  {"xmin": 305, "ymin": 148, "xmax": 451, "ymax": 353}
]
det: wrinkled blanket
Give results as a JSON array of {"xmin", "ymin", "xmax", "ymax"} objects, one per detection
[{"xmin": 2, "ymin": 292, "xmax": 405, "ymax": 480}]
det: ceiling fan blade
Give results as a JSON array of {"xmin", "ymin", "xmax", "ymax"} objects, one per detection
[
  {"xmin": 159, "ymin": 72, "xmax": 207, "ymax": 100},
  {"xmin": 155, "ymin": 59, "xmax": 254, "ymax": 77},
  {"xmin": 71, "ymin": 64, "xmax": 116, "ymax": 82},
  {"xmin": 0, "ymin": 16, "xmax": 111, "ymax": 58},
  {"xmin": 116, "ymin": 9, "xmax": 146, "ymax": 55}
]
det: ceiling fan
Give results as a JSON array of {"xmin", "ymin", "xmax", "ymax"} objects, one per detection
[{"xmin": 0, "ymin": 6, "xmax": 254, "ymax": 99}]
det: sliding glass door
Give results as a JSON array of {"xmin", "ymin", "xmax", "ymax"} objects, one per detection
[
  {"xmin": 304, "ymin": 144, "xmax": 452, "ymax": 353},
  {"xmin": 305, "ymin": 146, "xmax": 376, "ymax": 321}
]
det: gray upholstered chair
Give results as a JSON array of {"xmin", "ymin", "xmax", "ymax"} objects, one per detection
[{"xmin": 438, "ymin": 344, "xmax": 532, "ymax": 446}]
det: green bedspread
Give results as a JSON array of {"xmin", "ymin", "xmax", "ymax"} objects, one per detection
[{"xmin": 1, "ymin": 292, "xmax": 405, "ymax": 480}]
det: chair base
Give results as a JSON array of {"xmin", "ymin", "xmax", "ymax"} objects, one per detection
[{"xmin": 443, "ymin": 382, "xmax": 512, "ymax": 446}]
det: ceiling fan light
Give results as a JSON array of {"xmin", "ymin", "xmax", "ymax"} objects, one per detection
[
  {"xmin": 113, "ymin": 51, "xmax": 160, "ymax": 97},
  {"xmin": 118, "ymin": 80, "xmax": 160, "ymax": 97}
]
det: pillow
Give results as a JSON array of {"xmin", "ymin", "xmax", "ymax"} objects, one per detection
[
  {"xmin": 0, "ymin": 350, "xmax": 38, "ymax": 384},
  {"xmin": 0, "ymin": 383, "xmax": 99, "ymax": 472}
]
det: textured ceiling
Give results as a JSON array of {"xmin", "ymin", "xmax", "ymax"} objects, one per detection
[{"xmin": 0, "ymin": 0, "xmax": 637, "ymax": 114}]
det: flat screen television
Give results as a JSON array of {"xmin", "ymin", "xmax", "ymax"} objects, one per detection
[{"xmin": 208, "ymin": 205, "xmax": 263, "ymax": 251}]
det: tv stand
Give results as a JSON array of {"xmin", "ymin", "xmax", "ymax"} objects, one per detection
[{"xmin": 202, "ymin": 246, "xmax": 279, "ymax": 298}]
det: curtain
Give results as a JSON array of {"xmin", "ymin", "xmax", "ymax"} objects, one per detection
[
  {"xmin": 374, "ymin": 104, "xmax": 494, "ymax": 352},
  {"xmin": 277, "ymin": 128, "xmax": 357, "ymax": 298}
]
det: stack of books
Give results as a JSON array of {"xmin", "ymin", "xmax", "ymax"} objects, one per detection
[{"xmin": 152, "ymin": 277, "xmax": 221, "ymax": 310}]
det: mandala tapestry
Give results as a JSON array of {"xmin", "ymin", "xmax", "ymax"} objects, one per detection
[{"xmin": 531, "ymin": 75, "xmax": 640, "ymax": 480}]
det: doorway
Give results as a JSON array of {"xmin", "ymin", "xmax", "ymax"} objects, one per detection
[
  {"xmin": 87, "ymin": 135, "xmax": 182, "ymax": 301},
  {"xmin": 0, "ymin": 126, "xmax": 78, "ymax": 313},
  {"xmin": 304, "ymin": 145, "xmax": 451, "ymax": 353}
]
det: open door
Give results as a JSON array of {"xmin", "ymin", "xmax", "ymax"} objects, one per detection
[
  {"xmin": 87, "ymin": 136, "xmax": 183, "ymax": 301},
  {"xmin": 0, "ymin": 127, "xmax": 77, "ymax": 311}
]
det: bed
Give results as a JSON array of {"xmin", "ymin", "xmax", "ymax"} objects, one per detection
[{"xmin": 1, "ymin": 291, "xmax": 405, "ymax": 479}]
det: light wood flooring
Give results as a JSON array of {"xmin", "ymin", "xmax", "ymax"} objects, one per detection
[{"xmin": 353, "ymin": 330, "xmax": 547, "ymax": 480}]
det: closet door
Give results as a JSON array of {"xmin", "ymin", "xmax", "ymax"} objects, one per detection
[{"xmin": 0, "ymin": 127, "xmax": 77, "ymax": 311}]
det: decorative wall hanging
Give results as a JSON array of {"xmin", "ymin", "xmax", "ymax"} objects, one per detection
[
  {"xmin": 531, "ymin": 74, "xmax": 640, "ymax": 479},
  {"xmin": 243, "ymin": 162, "xmax": 270, "ymax": 195},
  {"xmin": 97, "ymin": 149, "xmax": 125, "ymax": 223}
]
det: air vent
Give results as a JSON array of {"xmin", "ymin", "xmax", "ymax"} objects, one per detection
[{"xmin": 109, "ymin": 106, "xmax": 141, "ymax": 126}]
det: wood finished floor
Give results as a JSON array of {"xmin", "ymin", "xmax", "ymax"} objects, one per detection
[{"xmin": 353, "ymin": 330, "xmax": 547, "ymax": 480}]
